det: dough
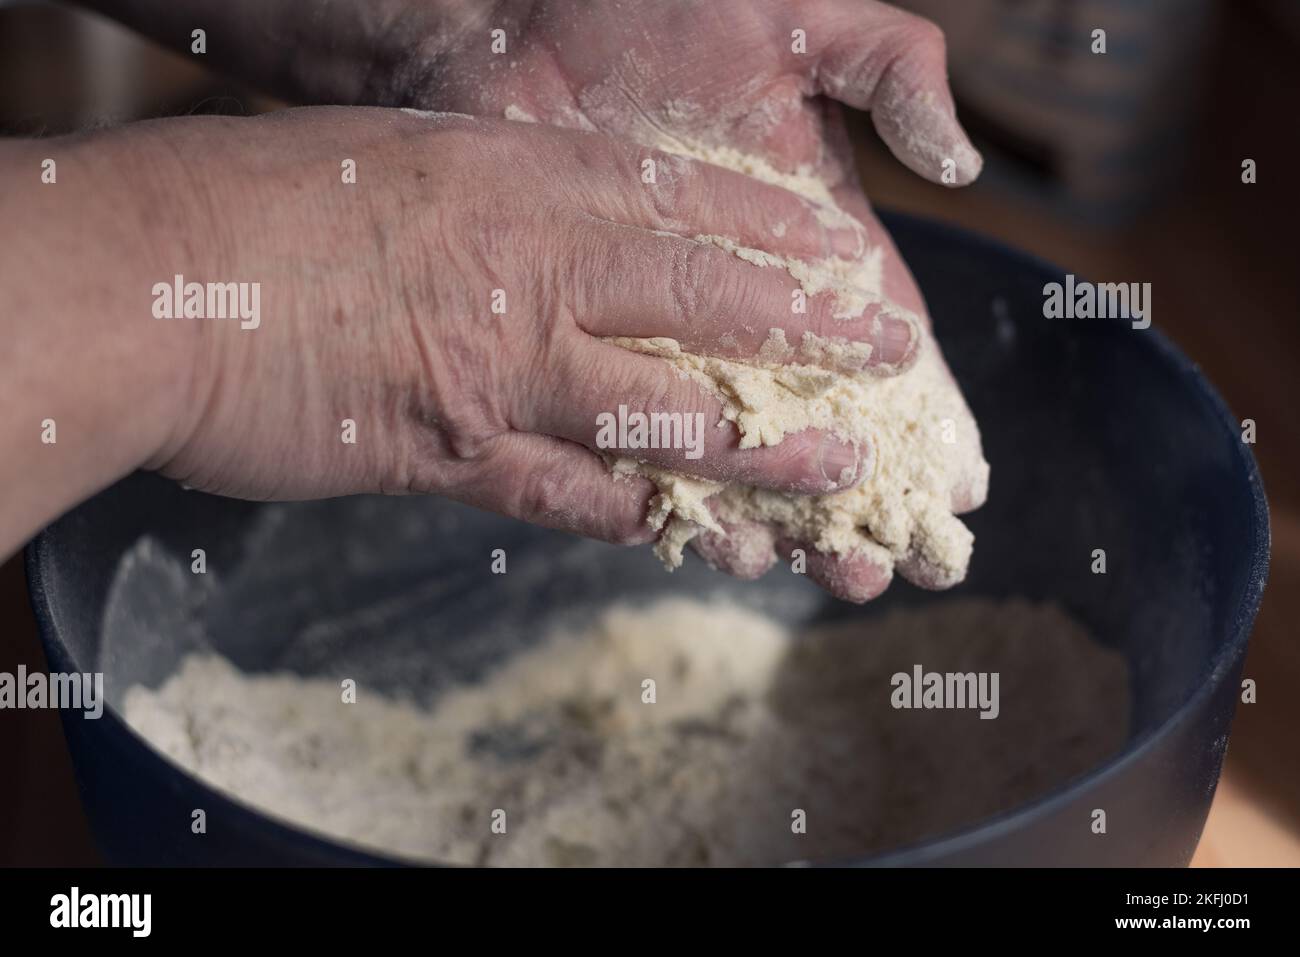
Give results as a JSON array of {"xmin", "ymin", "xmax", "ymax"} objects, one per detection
[
  {"xmin": 493, "ymin": 104, "xmax": 989, "ymax": 584},
  {"xmin": 613, "ymin": 133, "xmax": 990, "ymax": 586}
]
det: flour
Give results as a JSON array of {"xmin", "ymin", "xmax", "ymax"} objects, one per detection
[
  {"xmin": 123, "ymin": 595, "xmax": 1128, "ymax": 867},
  {"xmin": 611, "ymin": 325, "xmax": 986, "ymax": 586},
  {"xmin": 503, "ymin": 103, "xmax": 538, "ymax": 123},
  {"xmin": 509, "ymin": 104, "xmax": 991, "ymax": 585}
]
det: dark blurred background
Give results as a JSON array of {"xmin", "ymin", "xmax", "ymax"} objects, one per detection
[{"xmin": 1, "ymin": 0, "xmax": 1297, "ymax": 865}]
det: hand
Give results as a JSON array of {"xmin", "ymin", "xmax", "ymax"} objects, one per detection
[
  {"xmin": 120, "ymin": 108, "xmax": 927, "ymax": 567},
  {"xmin": 66, "ymin": 0, "xmax": 991, "ymax": 598},
  {"xmin": 396, "ymin": 0, "xmax": 988, "ymax": 598},
  {"xmin": 82, "ymin": 0, "xmax": 980, "ymax": 196}
]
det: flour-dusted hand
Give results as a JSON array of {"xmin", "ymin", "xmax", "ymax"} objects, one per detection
[
  {"xmin": 434, "ymin": 1, "xmax": 975, "ymax": 177},
  {"xmin": 387, "ymin": 0, "xmax": 992, "ymax": 598},
  {"xmin": 71, "ymin": 0, "xmax": 991, "ymax": 600},
  {"xmin": 97, "ymin": 109, "xmax": 929, "ymax": 556},
  {"xmin": 85, "ymin": 0, "xmax": 981, "ymax": 192}
]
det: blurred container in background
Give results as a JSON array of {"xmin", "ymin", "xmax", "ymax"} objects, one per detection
[{"xmin": 900, "ymin": 0, "xmax": 1216, "ymax": 222}]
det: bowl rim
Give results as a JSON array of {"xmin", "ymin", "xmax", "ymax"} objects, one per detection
[{"xmin": 25, "ymin": 210, "xmax": 1272, "ymax": 867}]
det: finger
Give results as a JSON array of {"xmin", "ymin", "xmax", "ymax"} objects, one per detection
[
  {"xmin": 517, "ymin": 334, "xmax": 869, "ymax": 494},
  {"xmin": 901, "ymin": 328, "xmax": 990, "ymax": 517},
  {"xmin": 690, "ymin": 518, "xmax": 778, "ymax": 579},
  {"xmin": 894, "ymin": 507, "xmax": 975, "ymax": 590},
  {"xmin": 776, "ymin": 537, "xmax": 894, "ymax": 603},
  {"xmin": 818, "ymin": 108, "xmax": 990, "ymax": 520},
  {"xmin": 830, "ymin": 182, "xmax": 933, "ymax": 324},
  {"xmin": 569, "ymin": 217, "xmax": 920, "ymax": 374},
  {"xmin": 806, "ymin": 1, "xmax": 982, "ymax": 186},
  {"xmin": 817, "ymin": 102, "xmax": 932, "ymax": 319},
  {"xmin": 432, "ymin": 430, "xmax": 659, "ymax": 546},
  {"xmin": 950, "ymin": 466, "xmax": 989, "ymax": 515}
]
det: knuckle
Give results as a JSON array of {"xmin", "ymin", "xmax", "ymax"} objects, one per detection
[
  {"xmin": 667, "ymin": 239, "xmax": 704, "ymax": 323},
  {"xmin": 406, "ymin": 325, "xmax": 504, "ymax": 463},
  {"xmin": 569, "ymin": 131, "xmax": 615, "ymax": 177},
  {"xmin": 669, "ymin": 240, "xmax": 748, "ymax": 329},
  {"xmin": 607, "ymin": 510, "xmax": 657, "ymax": 547},
  {"xmin": 899, "ymin": 14, "xmax": 947, "ymax": 58},
  {"xmin": 762, "ymin": 433, "xmax": 823, "ymax": 486},
  {"xmin": 515, "ymin": 463, "xmax": 571, "ymax": 526},
  {"xmin": 645, "ymin": 150, "xmax": 695, "ymax": 226},
  {"xmin": 561, "ymin": 211, "xmax": 622, "ymax": 318}
]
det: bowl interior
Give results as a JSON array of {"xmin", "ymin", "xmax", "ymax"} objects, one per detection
[{"xmin": 30, "ymin": 213, "xmax": 1268, "ymax": 863}]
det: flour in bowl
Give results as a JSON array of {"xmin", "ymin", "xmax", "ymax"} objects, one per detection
[{"xmin": 124, "ymin": 595, "xmax": 1127, "ymax": 866}]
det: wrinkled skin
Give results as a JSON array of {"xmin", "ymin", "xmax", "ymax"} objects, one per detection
[
  {"xmin": 138, "ymin": 110, "xmax": 909, "ymax": 541},
  {"xmin": 77, "ymin": 0, "xmax": 990, "ymax": 599}
]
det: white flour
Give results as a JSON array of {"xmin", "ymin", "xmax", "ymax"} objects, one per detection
[{"xmin": 124, "ymin": 596, "xmax": 1128, "ymax": 866}]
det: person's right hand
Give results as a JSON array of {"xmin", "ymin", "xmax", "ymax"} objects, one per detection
[
  {"xmin": 62, "ymin": 1, "xmax": 992, "ymax": 600},
  {"xmin": 126, "ymin": 107, "xmax": 921, "ymax": 593}
]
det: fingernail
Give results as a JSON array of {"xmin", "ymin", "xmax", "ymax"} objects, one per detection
[
  {"xmin": 872, "ymin": 316, "xmax": 919, "ymax": 368},
  {"xmin": 818, "ymin": 437, "xmax": 864, "ymax": 490},
  {"xmin": 950, "ymin": 138, "xmax": 984, "ymax": 187},
  {"xmin": 829, "ymin": 223, "xmax": 868, "ymax": 260}
]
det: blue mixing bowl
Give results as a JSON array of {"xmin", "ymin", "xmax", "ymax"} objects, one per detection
[{"xmin": 26, "ymin": 212, "xmax": 1269, "ymax": 866}]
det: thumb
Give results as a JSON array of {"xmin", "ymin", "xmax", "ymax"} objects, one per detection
[{"xmin": 802, "ymin": 1, "xmax": 982, "ymax": 186}]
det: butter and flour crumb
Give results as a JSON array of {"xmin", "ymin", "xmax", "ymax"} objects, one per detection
[
  {"xmin": 501, "ymin": 105, "xmax": 989, "ymax": 587},
  {"xmin": 624, "ymin": 133, "xmax": 987, "ymax": 586},
  {"xmin": 610, "ymin": 331, "xmax": 988, "ymax": 587}
]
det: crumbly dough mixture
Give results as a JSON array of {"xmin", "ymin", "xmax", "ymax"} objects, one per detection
[
  {"xmin": 493, "ymin": 105, "xmax": 990, "ymax": 583},
  {"xmin": 611, "ymin": 331, "xmax": 986, "ymax": 587},
  {"xmin": 124, "ymin": 596, "xmax": 1128, "ymax": 867},
  {"xmin": 617, "ymin": 126, "xmax": 990, "ymax": 583}
]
